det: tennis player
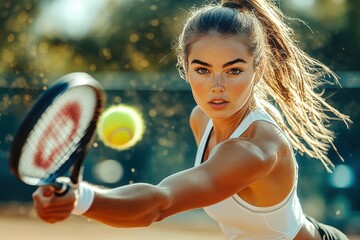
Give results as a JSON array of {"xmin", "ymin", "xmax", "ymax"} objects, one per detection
[{"xmin": 33, "ymin": 0, "xmax": 351, "ymax": 239}]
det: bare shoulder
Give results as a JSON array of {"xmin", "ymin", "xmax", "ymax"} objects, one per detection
[
  {"xmin": 245, "ymin": 118, "xmax": 289, "ymax": 152},
  {"xmin": 189, "ymin": 105, "xmax": 209, "ymax": 145},
  {"xmin": 238, "ymin": 117, "xmax": 293, "ymax": 175},
  {"xmin": 209, "ymin": 118, "xmax": 292, "ymax": 184}
]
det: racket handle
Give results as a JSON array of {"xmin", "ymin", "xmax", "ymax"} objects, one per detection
[
  {"xmin": 52, "ymin": 177, "xmax": 71, "ymax": 196},
  {"xmin": 53, "ymin": 183, "xmax": 70, "ymax": 196}
]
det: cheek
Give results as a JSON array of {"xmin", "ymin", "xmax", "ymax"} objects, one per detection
[
  {"xmin": 221, "ymin": 78, "xmax": 246, "ymax": 93},
  {"xmin": 188, "ymin": 73, "xmax": 209, "ymax": 91},
  {"xmin": 225, "ymin": 77, "xmax": 253, "ymax": 101},
  {"xmin": 189, "ymin": 82, "xmax": 205, "ymax": 100},
  {"xmin": 234, "ymin": 81, "xmax": 253, "ymax": 104},
  {"xmin": 188, "ymin": 71, "xmax": 203, "ymax": 82},
  {"xmin": 231, "ymin": 72, "xmax": 255, "ymax": 89},
  {"xmin": 189, "ymin": 81, "xmax": 208, "ymax": 106}
]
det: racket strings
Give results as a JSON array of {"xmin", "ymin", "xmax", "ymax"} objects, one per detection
[{"xmin": 19, "ymin": 86, "xmax": 97, "ymax": 185}]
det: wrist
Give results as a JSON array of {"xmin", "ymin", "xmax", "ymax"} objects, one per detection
[{"xmin": 72, "ymin": 182, "xmax": 95, "ymax": 215}]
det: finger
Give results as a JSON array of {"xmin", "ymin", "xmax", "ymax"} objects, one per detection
[
  {"xmin": 34, "ymin": 194, "xmax": 76, "ymax": 211},
  {"xmin": 45, "ymin": 216, "xmax": 70, "ymax": 224},
  {"xmin": 36, "ymin": 211, "xmax": 72, "ymax": 224},
  {"xmin": 34, "ymin": 201, "xmax": 74, "ymax": 214},
  {"xmin": 37, "ymin": 208, "xmax": 73, "ymax": 219},
  {"xmin": 42, "ymin": 185, "xmax": 55, "ymax": 197},
  {"xmin": 33, "ymin": 190, "xmax": 53, "ymax": 208},
  {"xmin": 34, "ymin": 187, "xmax": 76, "ymax": 208},
  {"xmin": 34, "ymin": 202, "xmax": 73, "ymax": 220}
]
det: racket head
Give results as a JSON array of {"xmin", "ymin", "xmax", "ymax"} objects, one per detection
[{"xmin": 9, "ymin": 72, "xmax": 105, "ymax": 187}]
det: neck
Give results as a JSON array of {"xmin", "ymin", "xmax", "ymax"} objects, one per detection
[{"xmin": 211, "ymin": 99, "xmax": 254, "ymax": 143}]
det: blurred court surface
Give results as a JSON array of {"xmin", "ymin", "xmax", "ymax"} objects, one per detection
[
  {"xmin": 1, "ymin": 203, "xmax": 360, "ymax": 240},
  {"xmin": 0, "ymin": 203, "xmax": 223, "ymax": 240}
]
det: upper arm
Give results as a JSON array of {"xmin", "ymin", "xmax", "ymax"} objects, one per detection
[{"xmin": 157, "ymin": 122, "xmax": 280, "ymax": 219}]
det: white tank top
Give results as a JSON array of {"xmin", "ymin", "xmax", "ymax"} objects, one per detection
[{"xmin": 194, "ymin": 109, "xmax": 306, "ymax": 240}]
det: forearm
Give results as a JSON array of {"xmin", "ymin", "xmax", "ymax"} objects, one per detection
[{"xmin": 81, "ymin": 183, "xmax": 171, "ymax": 228}]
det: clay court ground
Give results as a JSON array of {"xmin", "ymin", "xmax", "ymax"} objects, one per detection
[
  {"xmin": 1, "ymin": 203, "xmax": 359, "ymax": 240},
  {"xmin": 0, "ymin": 203, "xmax": 223, "ymax": 240}
]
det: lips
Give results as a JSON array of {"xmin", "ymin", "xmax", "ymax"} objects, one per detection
[
  {"xmin": 209, "ymin": 98, "xmax": 229, "ymax": 104},
  {"xmin": 208, "ymin": 98, "xmax": 229, "ymax": 109}
]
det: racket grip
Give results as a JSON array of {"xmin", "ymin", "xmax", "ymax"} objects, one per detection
[
  {"xmin": 53, "ymin": 183, "xmax": 70, "ymax": 196},
  {"xmin": 52, "ymin": 177, "xmax": 71, "ymax": 196}
]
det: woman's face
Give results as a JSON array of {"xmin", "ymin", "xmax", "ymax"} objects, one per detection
[{"xmin": 186, "ymin": 34, "xmax": 258, "ymax": 121}]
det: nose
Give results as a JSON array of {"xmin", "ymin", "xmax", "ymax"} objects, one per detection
[{"xmin": 211, "ymin": 75, "xmax": 225, "ymax": 93}]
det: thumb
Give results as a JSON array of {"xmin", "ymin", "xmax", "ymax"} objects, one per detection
[
  {"xmin": 32, "ymin": 185, "xmax": 55, "ymax": 208},
  {"xmin": 41, "ymin": 185, "xmax": 55, "ymax": 197}
]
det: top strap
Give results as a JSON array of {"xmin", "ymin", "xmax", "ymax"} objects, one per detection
[{"xmin": 194, "ymin": 109, "xmax": 280, "ymax": 166}]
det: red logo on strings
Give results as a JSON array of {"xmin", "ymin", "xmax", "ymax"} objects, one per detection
[{"xmin": 33, "ymin": 102, "xmax": 81, "ymax": 169}]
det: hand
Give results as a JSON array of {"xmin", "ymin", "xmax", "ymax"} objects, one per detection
[{"xmin": 32, "ymin": 184, "xmax": 76, "ymax": 223}]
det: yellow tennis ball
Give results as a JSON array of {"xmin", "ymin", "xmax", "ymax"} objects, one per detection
[{"xmin": 97, "ymin": 105, "xmax": 145, "ymax": 150}]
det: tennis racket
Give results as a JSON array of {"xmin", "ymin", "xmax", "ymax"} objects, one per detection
[{"xmin": 9, "ymin": 72, "xmax": 105, "ymax": 195}]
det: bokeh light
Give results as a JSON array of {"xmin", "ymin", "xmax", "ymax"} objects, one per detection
[
  {"xmin": 93, "ymin": 159, "xmax": 124, "ymax": 184},
  {"xmin": 33, "ymin": 0, "xmax": 108, "ymax": 39},
  {"xmin": 328, "ymin": 164, "xmax": 355, "ymax": 188}
]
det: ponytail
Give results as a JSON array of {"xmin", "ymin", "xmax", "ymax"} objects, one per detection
[{"xmin": 222, "ymin": 0, "xmax": 351, "ymax": 171}]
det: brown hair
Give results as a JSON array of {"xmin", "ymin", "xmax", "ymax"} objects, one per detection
[{"xmin": 175, "ymin": 0, "xmax": 351, "ymax": 172}]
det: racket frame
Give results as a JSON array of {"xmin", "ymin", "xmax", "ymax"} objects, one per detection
[{"xmin": 9, "ymin": 72, "xmax": 105, "ymax": 189}]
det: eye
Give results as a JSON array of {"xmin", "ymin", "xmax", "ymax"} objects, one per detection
[
  {"xmin": 194, "ymin": 67, "xmax": 210, "ymax": 75},
  {"xmin": 227, "ymin": 68, "xmax": 243, "ymax": 75}
]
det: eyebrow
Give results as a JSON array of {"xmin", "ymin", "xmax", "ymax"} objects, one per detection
[
  {"xmin": 223, "ymin": 58, "xmax": 247, "ymax": 68},
  {"xmin": 190, "ymin": 58, "xmax": 247, "ymax": 68},
  {"xmin": 191, "ymin": 59, "xmax": 212, "ymax": 67}
]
